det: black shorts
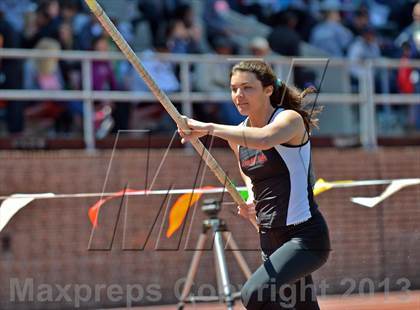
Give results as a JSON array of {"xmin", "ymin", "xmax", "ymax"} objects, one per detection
[
  {"xmin": 241, "ymin": 209, "xmax": 331, "ymax": 310},
  {"xmin": 259, "ymin": 209, "xmax": 331, "ymax": 261}
]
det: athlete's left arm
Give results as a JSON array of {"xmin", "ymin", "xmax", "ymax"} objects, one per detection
[{"xmin": 179, "ymin": 110, "xmax": 303, "ymax": 150}]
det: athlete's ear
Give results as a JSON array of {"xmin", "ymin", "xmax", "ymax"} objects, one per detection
[{"xmin": 264, "ymin": 85, "xmax": 274, "ymax": 97}]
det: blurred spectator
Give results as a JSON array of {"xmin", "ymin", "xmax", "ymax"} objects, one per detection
[
  {"xmin": 78, "ymin": 14, "xmax": 133, "ymax": 51},
  {"xmin": 119, "ymin": 40, "xmax": 179, "ymax": 132},
  {"xmin": 268, "ymin": 11, "xmax": 301, "ymax": 57},
  {"xmin": 397, "ymin": 42, "xmax": 416, "ymax": 94},
  {"xmin": 0, "ymin": 0, "xmax": 36, "ymax": 33},
  {"xmin": 249, "ymin": 36, "xmax": 273, "ymax": 57},
  {"xmin": 91, "ymin": 35, "xmax": 118, "ymax": 138},
  {"xmin": 389, "ymin": 1, "xmax": 417, "ymax": 34},
  {"xmin": 24, "ymin": 38, "xmax": 63, "ymax": 90},
  {"xmin": 58, "ymin": 20, "xmax": 79, "ymax": 50},
  {"xmin": 310, "ymin": 3, "xmax": 353, "ymax": 57},
  {"xmin": 114, "ymin": 16, "xmax": 135, "ymax": 47},
  {"xmin": 347, "ymin": 7, "xmax": 370, "ymax": 37},
  {"xmin": 44, "ymin": 0, "xmax": 60, "ymax": 21},
  {"xmin": 194, "ymin": 36, "xmax": 232, "ymax": 93},
  {"xmin": 347, "ymin": 26, "xmax": 381, "ymax": 91},
  {"xmin": 58, "ymin": 21, "xmax": 83, "ymax": 131},
  {"xmin": 58, "ymin": 22, "xmax": 81, "ymax": 88},
  {"xmin": 78, "ymin": 15, "xmax": 104, "ymax": 50},
  {"xmin": 24, "ymin": 38, "xmax": 73, "ymax": 133},
  {"xmin": 22, "ymin": 10, "xmax": 38, "ymax": 46},
  {"xmin": 247, "ymin": 36, "xmax": 294, "ymax": 86},
  {"xmin": 290, "ymin": 5, "xmax": 319, "ymax": 42},
  {"xmin": 60, "ymin": 0, "xmax": 89, "ymax": 36},
  {"xmin": 91, "ymin": 36, "xmax": 117, "ymax": 92},
  {"xmin": 346, "ymin": 25, "xmax": 404, "ymax": 134},
  {"xmin": 395, "ymin": 1, "xmax": 420, "ymax": 129},
  {"xmin": 230, "ymin": 0, "xmax": 270, "ymax": 25},
  {"xmin": 396, "ymin": 41, "xmax": 417, "ymax": 131},
  {"xmin": 266, "ymin": 10, "xmax": 315, "ymax": 89},
  {"xmin": 365, "ymin": 0, "xmax": 391, "ymax": 29},
  {"xmin": 203, "ymin": 0, "xmax": 236, "ymax": 48},
  {"xmin": 133, "ymin": 0, "xmax": 181, "ymax": 47},
  {"xmin": 166, "ymin": 3, "xmax": 202, "ymax": 54},
  {"xmin": 22, "ymin": 0, "xmax": 61, "ymax": 48},
  {"xmin": 395, "ymin": 1, "xmax": 420, "ymax": 58},
  {"xmin": 0, "ymin": 13, "xmax": 24, "ymax": 134},
  {"xmin": 194, "ymin": 36, "xmax": 244, "ymax": 125},
  {"xmin": 121, "ymin": 46, "xmax": 179, "ymax": 93}
]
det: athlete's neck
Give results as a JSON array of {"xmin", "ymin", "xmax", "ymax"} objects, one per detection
[{"xmin": 248, "ymin": 105, "xmax": 276, "ymax": 128}]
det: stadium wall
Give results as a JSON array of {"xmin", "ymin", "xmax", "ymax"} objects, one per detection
[{"xmin": 0, "ymin": 147, "xmax": 419, "ymax": 309}]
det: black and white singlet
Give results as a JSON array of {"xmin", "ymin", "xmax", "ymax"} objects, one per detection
[{"xmin": 239, "ymin": 107, "xmax": 318, "ymax": 229}]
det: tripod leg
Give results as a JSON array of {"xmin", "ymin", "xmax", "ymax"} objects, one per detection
[
  {"xmin": 177, "ymin": 232, "xmax": 207, "ymax": 310},
  {"xmin": 213, "ymin": 247, "xmax": 224, "ymax": 302},
  {"xmin": 213, "ymin": 231, "xmax": 235, "ymax": 310},
  {"xmin": 223, "ymin": 231, "xmax": 252, "ymax": 279}
]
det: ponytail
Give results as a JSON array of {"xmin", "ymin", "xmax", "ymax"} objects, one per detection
[{"xmin": 271, "ymin": 79, "xmax": 321, "ymax": 131}]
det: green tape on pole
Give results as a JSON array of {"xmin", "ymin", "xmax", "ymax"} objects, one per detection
[{"xmin": 239, "ymin": 189, "xmax": 249, "ymax": 201}]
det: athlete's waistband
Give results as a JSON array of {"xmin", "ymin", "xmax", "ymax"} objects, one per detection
[{"xmin": 259, "ymin": 208, "xmax": 322, "ymax": 234}]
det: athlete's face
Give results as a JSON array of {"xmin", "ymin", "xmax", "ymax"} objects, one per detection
[{"xmin": 230, "ymin": 71, "xmax": 273, "ymax": 116}]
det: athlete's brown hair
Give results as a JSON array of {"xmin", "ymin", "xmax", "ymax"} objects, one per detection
[{"xmin": 230, "ymin": 60, "xmax": 321, "ymax": 130}]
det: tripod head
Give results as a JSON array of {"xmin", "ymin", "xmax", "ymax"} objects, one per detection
[{"xmin": 201, "ymin": 199, "xmax": 221, "ymax": 218}]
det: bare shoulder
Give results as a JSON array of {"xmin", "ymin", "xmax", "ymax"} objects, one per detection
[
  {"xmin": 278, "ymin": 109, "xmax": 302, "ymax": 121},
  {"xmin": 271, "ymin": 109, "xmax": 304, "ymax": 128},
  {"xmin": 271, "ymin": 109, "xmax": 308, "ymax": 145}
]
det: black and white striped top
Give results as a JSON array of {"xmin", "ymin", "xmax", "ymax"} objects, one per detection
[{"xmin": 239, "ymin": 107, "xmax": 318, "ymax": 228}]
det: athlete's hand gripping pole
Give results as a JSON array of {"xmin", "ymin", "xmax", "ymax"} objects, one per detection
[{"xmin": 84, "ymin": 0, "xmax": 258, "ymax": 231}]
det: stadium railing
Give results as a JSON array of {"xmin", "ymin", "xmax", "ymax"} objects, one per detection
[{"xmin": 0, "ymin": 48, "xmax": 419, "ymax": 150}]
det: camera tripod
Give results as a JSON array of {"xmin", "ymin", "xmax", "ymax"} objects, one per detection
[{"xmin": 177, "ymin": 199, "xmax": 252, "ymax": 310}]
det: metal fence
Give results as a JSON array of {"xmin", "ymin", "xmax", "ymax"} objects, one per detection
[{"xmin": 1, "ymin": 48, "xmax": 419, "ymax": 150}]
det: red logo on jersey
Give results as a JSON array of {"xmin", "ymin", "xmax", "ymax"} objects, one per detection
[{"xmin": 241, "ymin": 152, "xmax": 268, "ymax": 168}]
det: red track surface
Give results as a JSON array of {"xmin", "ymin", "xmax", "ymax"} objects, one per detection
[{"xmin": 109, "ymin": 290, "xmax": 420, "ymax": 309}]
